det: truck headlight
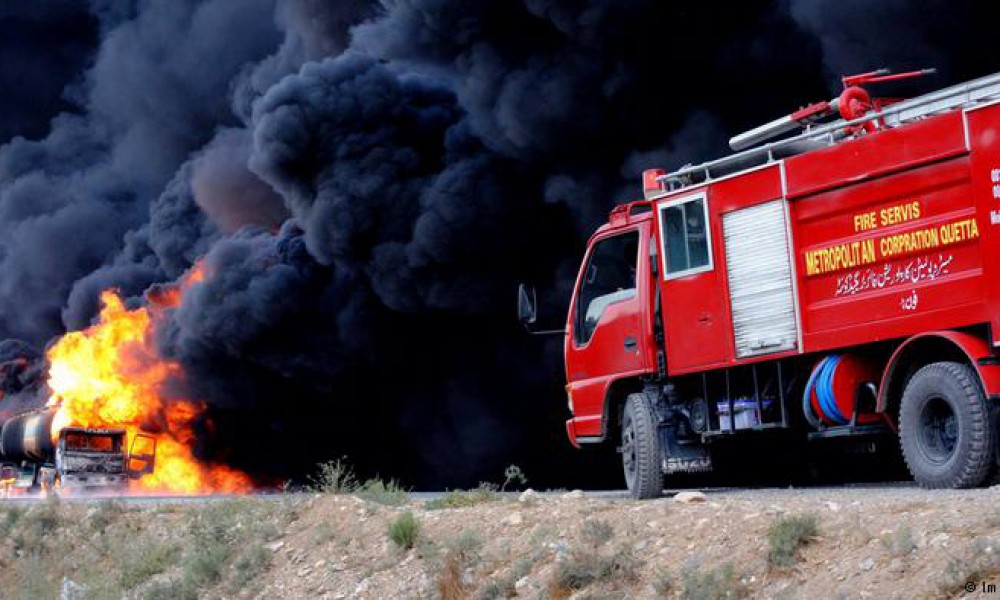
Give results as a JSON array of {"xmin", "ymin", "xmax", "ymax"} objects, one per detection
[{"xmin": 566, "ymin": 388, "xmax": 574, "ymax": 414}]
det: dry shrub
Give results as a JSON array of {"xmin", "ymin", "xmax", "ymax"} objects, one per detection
[
  {"xmin": 436, "ymin": 530, "xmax": 482, "ymax": 599},
  {"xmin": 437, "ymin": 553, "xmax": 469, "ymax": 600},
  {"xmin": 548, "ymin": 546, "xmax": 641, "ymax": 598}
]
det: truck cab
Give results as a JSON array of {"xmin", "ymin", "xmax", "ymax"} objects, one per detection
[
  {"xmin": 564, "ymin": 206, "xmax": 656, "ymax": 444},
  {"xmin": 54, "ymin": 427, "xmax": 128, "ymax": 489}
]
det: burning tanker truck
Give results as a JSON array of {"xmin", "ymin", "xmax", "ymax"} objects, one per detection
[
  {"xmin": 0, "ymin": 409, "xmax": 155, "ymax": 494},
  {"xmin": 521, "ymin": 69, "xmax": 1000, "ymax": 498},
  {"xmin": 0, "ymin": 270, "xmax": 249, "ymax": 497}
]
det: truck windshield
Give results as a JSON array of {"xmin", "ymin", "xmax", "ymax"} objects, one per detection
[
  {"xmin": 64, "ymin": 432, "xmax": 118, "ymax": 453},
  {"xmin": 575, "ymin": 231, "xmax": 639, "ymax": 345}
]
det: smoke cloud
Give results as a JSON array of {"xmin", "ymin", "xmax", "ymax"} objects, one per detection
[
  {"xmin": 790, "ymin": 0, "xmax": 1000, "ymax": 87},
  {"xmin": 0, "ymin": 0, "xmax": 998, "ymax": 487},
  {"xmin": 0, "ymin": 3, "xmax": 97, "ymax": 144}
]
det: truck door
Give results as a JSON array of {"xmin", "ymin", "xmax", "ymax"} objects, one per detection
[
  {"xmin": 654, "ymin": 191, "xmax": 730, "ymax": 372},
  {"xmin": 127, "ymin": 434, "xmax": 156, "ymax": 479},
  {"xmin": 565, "ymin": 227, "xmax": 649, "ymax": 438}
]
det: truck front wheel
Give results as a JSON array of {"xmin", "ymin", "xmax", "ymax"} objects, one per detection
[
  {"xmin": 899, "ymin": 362, "xmax": 995, "ymax": 489},
  {"xmin": 621, "ymin": 393, "xmax": 663, "ymax": 499}
]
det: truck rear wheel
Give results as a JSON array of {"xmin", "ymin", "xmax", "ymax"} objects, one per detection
[
  {"xmin": 899, "ymin": 362, "xmax": 995, "ymax": 489},
  {"xmin": 622, "ymin": 393, "xmax": 663, "ymax": 499}
]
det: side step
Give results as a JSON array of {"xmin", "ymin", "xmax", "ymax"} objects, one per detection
[{"xmin": 807, "ymin": 423, "xmax": 891, "ymax": 441}]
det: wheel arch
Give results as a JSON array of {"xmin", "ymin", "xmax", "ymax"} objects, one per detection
[
  {"xmin": 878, "ymin": 331, "xmax": 1000, "ymax": 416},
  {"xmin": 600, "ymin": 377, "xmax": 647, "ymax": 442}
]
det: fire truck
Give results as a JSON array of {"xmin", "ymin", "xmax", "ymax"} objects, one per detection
[{"xmin": 520, "ymin": 69, "xmax": 1000, "ymax": 498}]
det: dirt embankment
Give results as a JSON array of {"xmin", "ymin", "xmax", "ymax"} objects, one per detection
[{"xmin": 2, "ymin": 486, "xmax": 1000, "ymax": 599}]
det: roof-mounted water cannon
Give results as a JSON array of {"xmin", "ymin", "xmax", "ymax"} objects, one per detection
[
  {"xmin": 840, "ymin": 68, "xmax": 937, "ymax": 89},
  {"xmin": 728, "ymin": 99, "xmax": 837, "ymax": 152},
  {"xmin": 728, "ymin": 68, "xmax": 937, "ymax": 151}
]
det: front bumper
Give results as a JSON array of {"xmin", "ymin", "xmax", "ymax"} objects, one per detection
[{"xmin": 565, "ymin": 419, "xmax": 581, "ymax": 449}]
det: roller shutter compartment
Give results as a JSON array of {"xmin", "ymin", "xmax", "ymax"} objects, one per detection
[{"xmin": 723, "ymin": 199, "xmax": 798, "ymax": 358}]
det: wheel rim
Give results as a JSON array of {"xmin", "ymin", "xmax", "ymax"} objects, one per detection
[
  {"xmin": 917, "ymin": 396, "xmax": 958, "ymax": 465},
  {"xmin": 622, "ymin": 419, "xmax": 636, "ymax": 485}
]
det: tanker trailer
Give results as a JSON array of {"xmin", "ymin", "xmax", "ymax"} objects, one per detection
[
  {"xmin": 0, "ymin": 410, "xmax": 55, "ymax": 490},
  {"xmin": 0, "ymin": 410, "xmax": 55, "ymax": 463}
]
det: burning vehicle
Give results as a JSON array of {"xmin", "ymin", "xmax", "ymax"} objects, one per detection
[
  {"xmin": 0, "ymin": 265, "xmax": 250, "ymax": 496},
  {"xmin": 0, "ymin": 410, "xmax": 155, "ymax": 493}
]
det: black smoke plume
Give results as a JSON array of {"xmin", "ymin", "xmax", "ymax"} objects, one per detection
[
  {"xmin": 0, "ymin": 3, "xmax": 98, "ymax": 144},
  {"xmin": 1, "ymin": 0, "xmax": 998, "ymax": 488}
]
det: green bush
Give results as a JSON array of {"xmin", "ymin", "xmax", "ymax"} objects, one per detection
[
  {"xmin": 939, "ymin": 537, "xmax": 1000, "ymax": 595},
  {"xmin": 90, "ymin": 500, "xmax": 125, "ymax": 534},
  {"xmin": 682, "ymin": 562, "xmax": 746, "ymax": 600},
  {"xmin": 478, "ymin": 579, "xmax": 512, "ymax": 600},
  {"xmin": 580, "ymin": 519, "xmax": 615, "ymax": 548},
  {"xmin": 478, "ymin": 558, "xmax": 533, "ymax": 600},
  {"xmin": 310, "ymin": 458, "xmax": 409, "ymax": 504},
  {"xmin": 881, "ymin": 526, "xmax": 916, "ymax": 557},
  {"xmin": 448, "ymin": 529, "xmax": 483, "ymax": 563},
  {"xmin": 0, "ymin": 507, "xmax": 24, "ymax": 536},
  {"xmin": 388, "ymin": 511, "xmax": 420, "ymax": 550},
  {"xmin": 188, "ymin": 539, "xmax": 230, "ymax": 584},
  {"xmin": 9, "ymin": 554, "xmax": 59, "ymax": 600},
  {"xmin": 233, "ymin": 543, "xmax": 270, "ymax": 587},
  {"xmin": 117, "ymin": 539, "xmax": 180, "ymax": 590},
  {"xmin": 358, "ymin": 478, "xmax": 409, "ymax": 506},
  {"xmin": 11, "ymin": 500, "xmax": 62, "ymax": 558},
  {"xmin": 768, "ymin": 514, "xmax": 818, "ymax": 567},
  {"xmin": 551, "ymin": 553, "xmax": 600, "ymax": 591},
  {"xmin": 425, "ymin": 484, "xmax": 500, "ymax": 510},
  {"xmin": 23, "ymin": 499, "xmax": 61, "ymax": 536},
  {"xmin": 550, "ymin": 547, "xmax": 640, "ymax": 594}
]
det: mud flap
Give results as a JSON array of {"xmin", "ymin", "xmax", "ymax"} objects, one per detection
[
  {"xmin": 127, "ymin": 434, "xmax": 156, "ymax": 480},
  {"xmin": 659, "ymin": 422, "xmax": 712, "ymax": 474}
]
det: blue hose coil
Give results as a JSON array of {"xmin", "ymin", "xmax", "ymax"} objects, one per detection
[
  {"xmin": 802, "ymin": 358, "xmax": 825, "ymax": 429},
  {"xmin": 803, "ymin": 355, "xmax": 849, "ymax": 426}
]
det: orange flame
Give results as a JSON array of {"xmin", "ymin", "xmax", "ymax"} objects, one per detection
[{"xmin": 45, "ymin": 263, "xmax": 251, "ymax": 494}]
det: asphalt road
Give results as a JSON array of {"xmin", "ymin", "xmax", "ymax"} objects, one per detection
[{"xmin": 0, "ymin": 481, "xmax": 919, "ymax": 506}]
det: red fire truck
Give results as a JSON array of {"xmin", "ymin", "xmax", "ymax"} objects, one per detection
[{"xmin": 520, "ymin": 69, "xmax": 1000, "ymax": 498}]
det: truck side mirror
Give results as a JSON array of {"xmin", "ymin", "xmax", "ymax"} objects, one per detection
[
  {"xmin": 517, "ymin": 284, "xmax": 565, "ymax": 336},
  {"xmin": 518, "ymin": 284, "xmax": 538, "ymax": 326}
]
